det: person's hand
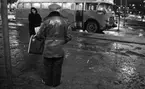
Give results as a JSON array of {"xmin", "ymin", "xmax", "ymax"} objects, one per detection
[
  {"xmin": 66, "ymin": 34, "xmax": 72, "ymax": 43},
  {"xmin": 35, "ymin": 27, "xmax": 40, "ymax": 34}
]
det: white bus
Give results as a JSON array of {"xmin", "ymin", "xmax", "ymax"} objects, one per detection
[{"xmin": 15, "ymin": 0, "xmax": 117, "ymax": 33}]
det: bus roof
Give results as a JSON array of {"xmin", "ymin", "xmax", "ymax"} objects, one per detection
[{"xmin": 17, "ymin": 0, "xmax": 114, "ymax": 4}]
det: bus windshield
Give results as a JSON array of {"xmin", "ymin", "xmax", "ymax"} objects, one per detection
[
  {"xmin": 98, "ymin": 3, "xmax": 114, "ymax": 12},
  {"xmin": 85, "ymin": 2, "xmax": 114, "ymax": 12}
]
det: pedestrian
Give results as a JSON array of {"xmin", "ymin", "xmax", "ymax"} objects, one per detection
[
  {"xmin": 28, "ymin": 7, "xmax": 42, "ymax": 36},
  {"xmin": 141, "ymin": 15, "xmax": 144, "ymax": 21},
  {"xmin": 75, "ymin": 10, "xmax": 82, "ymax": 29},
  {"xmin": 35, "ymin": 10, "xmax": 71, "ymax": 87}
]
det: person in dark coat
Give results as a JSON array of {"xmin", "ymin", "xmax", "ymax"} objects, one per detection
[
  {"xmin": 75, "ymin": 10, "xmax": 82, "ymax": 29},
  {"xmin": 28, "ymin": 7, "xmax": 42, "ymax": 36},
  {"xmin": 35, "ymin": 11, "xmax": 71, "ymax": 87}
]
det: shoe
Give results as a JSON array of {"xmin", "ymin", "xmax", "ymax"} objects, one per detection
[
  {"xmin": 52, "ymin": 82, "xmax": 61, "ymax": 87},
  {"xmin": 42, "ymin": 79, "xmax": 53, "ymax": 86}
]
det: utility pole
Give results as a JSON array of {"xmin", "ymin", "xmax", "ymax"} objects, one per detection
[
  {"xmin": 1, "ymin": 0, "xmax": 13, "ymax": 88},
  {"xmin": 117, "ymin": 0, "xmax": 122, "ymax": 31},
  {"xmin": 82, "ymin": 3, "xmax": 84, "ymax": 31},
  {"xmin": 120, "ymin": 0, "xmax": 122, "ymax": 6},
  {"xmin": 123, "ymin": 0, "xmax": 127, "ymax": 26}
]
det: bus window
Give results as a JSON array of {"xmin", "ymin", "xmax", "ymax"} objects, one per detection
[
  {"xmin": 97, "ymin": 3, "xmax": 114, "ymax": 13},
  {"xmin": 56, "ymin": 3, "xmax": 63, "ymax": 6},
  {"xmin": 86, "ymin": 3, "xmax": 98, "ymax": 10},
  {"xmin": 75, "ymin": 3, "xmax": 83, "ymax": 10},
  {"xmin": 17, "ymin": 3, "xmax": 23, "ymax": 9},
  {"xmin": 42, "ymin": 3, "xmax": 50, "ymax": 8},
  {"xmin": 90, "ymin": 5, "xmax": 94, "ymax": 10},
  {"xmin": 63, "ymin": 3, "xmax": 72, "ymax": 9},
  {"xmin": 24, "ymin": 3, "xmax": 31, "ymax": 9},
  {"xmin": 71, "ymin": 3, "xmax": 75, "ymax": 10},
  {"xmin": 32, "ymin": 3, "xmax": 41, "ymax": 8}
]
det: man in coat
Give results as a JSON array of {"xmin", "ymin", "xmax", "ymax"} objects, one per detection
[{"xmin": 35, "ymin": 9, "xmax": 71, "ymax": 87}]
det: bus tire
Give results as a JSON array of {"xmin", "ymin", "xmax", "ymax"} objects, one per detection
[{"xmin": 85, "ymin": 20, "xmax": 100, "ymax": 33}]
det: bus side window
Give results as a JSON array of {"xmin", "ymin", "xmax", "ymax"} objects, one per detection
[
  {"xmin": 86, "ymin": 3, "xmax": 93, "ymax": 10},
  {"xmin": 56, "ymin": 3, "xmax": 63, "ymax": 7},
  {"xmin": 62, "ymin": 3, "xmax": 72, "ymax": 9},
  {"xmin": 85, "ymin": 3, "xmax": 89, "ymax": 10},
  {"xmin": 75, "ymin": 3, "xmax": 83, "ymax": 10},
  {"xmin": 42, "ymin": 3, "xmax": 50, "ymax": 8},
  {"xmin": 17, "ymin": 3, "xmax": 23, "ymax": 9},
  {"xmin": 32, "ymin": 3, "xmax": 41, "ymax": 8},
  {"xmin": 24, "ymin": 3, "xmax": 31, "ymax": 9},
  {"xmin": 71, "ymin": 3, "xmax": 75, "ymax": 10}
]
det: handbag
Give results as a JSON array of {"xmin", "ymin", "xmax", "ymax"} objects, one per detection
[{"xmin": 28, "ymin": 35, "xmax": 45, "ymax": 55}]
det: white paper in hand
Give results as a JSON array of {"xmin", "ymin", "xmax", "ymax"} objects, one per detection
[{"xmin": 35, "ymin": 27, "xmax": 40, "ymax": 34}]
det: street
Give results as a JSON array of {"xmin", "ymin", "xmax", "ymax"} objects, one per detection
[{"xmin": 0, "ymin": 17, "xmax": 145, "ymax": 89}]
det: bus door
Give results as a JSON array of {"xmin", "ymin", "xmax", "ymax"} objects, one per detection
[{"xmin": 75, "ymin": 3, "xmax": 84, "ymax": 29}]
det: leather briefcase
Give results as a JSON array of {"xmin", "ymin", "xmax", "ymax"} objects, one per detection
[{"xmin": 28, "ymin": 35, "xmax": 45, "ymax": 55}]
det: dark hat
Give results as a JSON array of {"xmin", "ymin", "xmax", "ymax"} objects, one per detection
[{"xmin": 48, "ymin": 4, "xmax": 62, "ymax": 11}]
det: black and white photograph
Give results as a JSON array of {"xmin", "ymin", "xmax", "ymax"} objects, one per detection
[{"xmin": 0, "ymin": 0, "xmax": 145, "ymax": 89}]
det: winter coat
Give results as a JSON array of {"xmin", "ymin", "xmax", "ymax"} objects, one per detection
[
  {"xmin": 28, "ymin": 13, "xmax": 42, "ymax": 27},
  {"xmin": 35, "ymin": 16, "xmax": 71, "ymax": 58}
]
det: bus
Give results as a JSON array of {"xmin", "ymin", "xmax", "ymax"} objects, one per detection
[{"xmin": 15, "ymin": 0, "xmax": 117, "ymax": 33}]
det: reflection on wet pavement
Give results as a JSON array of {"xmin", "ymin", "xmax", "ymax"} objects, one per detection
[
  {"xmin": 104, "ymin": 28, "xmax": 145, "ymax": 38},
  {"xmin": 64, "ymin": 34, "xmax": 145, "ymax": 88},
  {"xmin": 104, "ymin": 31, "xmax": 126, "ymax": 36},
  {"xmin": 9, "ymin": 22, "xmax": 25, "ymax": 66}
]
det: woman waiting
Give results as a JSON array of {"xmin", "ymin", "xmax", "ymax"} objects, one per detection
[{"xmin": 28, "ymin": 7, "xmax": 42, "ymax": 36}]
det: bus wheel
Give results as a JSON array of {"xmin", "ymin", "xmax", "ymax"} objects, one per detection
[{"xmin": 85, "ymin": 21, "xmax": 99, "ymax": 33}]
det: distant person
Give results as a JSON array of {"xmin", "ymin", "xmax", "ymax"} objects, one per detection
[
  {"xmin": 141, "ymin": 15, "xmax": 144, "ymax": 21},
  {"xmin": 35, "ymin": 10, "xmax": 71, "ymax": 87},
  {"xmin": 75, "ymin": 10, "xmax": 82, "ymax": 29},
  {"xmin": 28, "ymin": 7, "xmax": 42, "ymax": 36}
]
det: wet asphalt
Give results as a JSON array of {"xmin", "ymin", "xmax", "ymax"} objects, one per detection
[{"xmin": 0, "ymin": 18, "xmax": 145, "ymax": 89}]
